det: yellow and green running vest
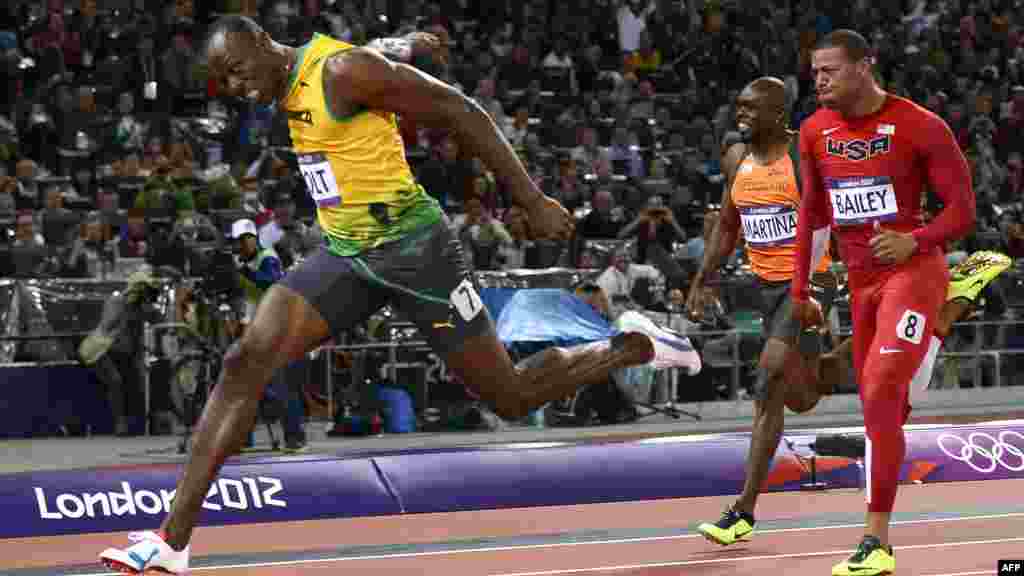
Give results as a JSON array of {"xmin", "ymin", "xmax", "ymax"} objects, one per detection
[{"xmin": 280, "ymin": 33, "xmax": 441, "ymax": 256}]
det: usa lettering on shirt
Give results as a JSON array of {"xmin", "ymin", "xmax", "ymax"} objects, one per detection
[
  {"xmin": 739, "ymin": 204, "xmax": 798, "ymax": 246},
  {"xmin": 827, "ymin": 176, "xmax": 899, "ymax": 226}
]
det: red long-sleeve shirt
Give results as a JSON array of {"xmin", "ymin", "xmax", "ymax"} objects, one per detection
[{"xmin": 791, "ymin": 94, "xmax": 976, "ymax": 299}]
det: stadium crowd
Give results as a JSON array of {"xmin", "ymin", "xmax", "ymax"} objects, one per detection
[{"xmin": 0, "ymin": 0, "xmax": 1023, "ymax": 433}]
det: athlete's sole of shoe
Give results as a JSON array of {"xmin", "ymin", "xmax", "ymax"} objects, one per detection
[
  {"xmin": 698, "ymin": 529, "xmax": 752, "ymax": 546},
  {"xmin": 101, "ymin": 558, "xmax": 180, "ymax": 574}
]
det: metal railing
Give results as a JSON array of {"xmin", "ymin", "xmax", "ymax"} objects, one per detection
[{"xmin": 4, "ymin": 301, "xmax": 1024, "ymax": 435}]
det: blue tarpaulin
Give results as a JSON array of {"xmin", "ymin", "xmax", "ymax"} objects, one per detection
[
  {"xmin": 485, "ymin": 288, "xmax": 617, "ymax": 358},
  {"xmin": 485, "ymin": 288, "xmax": 700, "ymax": 375}
]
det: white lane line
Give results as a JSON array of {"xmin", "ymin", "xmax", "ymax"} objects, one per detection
[
  {"xmin": 489, "ymin": 537, "xmax": 1024, "ymax": 576},
  {"xmin": 65, "ymin": 511, "xmax": 1024, "ymax": 576}
]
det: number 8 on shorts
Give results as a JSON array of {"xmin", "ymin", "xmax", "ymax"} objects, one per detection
[{"xmin": 896, "ymin": 309, "xmax": 925, "ymax": 345}]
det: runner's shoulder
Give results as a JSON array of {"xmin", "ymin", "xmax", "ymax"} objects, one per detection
[
  {"xmin": 722, "ymin": 141, "xmax": 747, "ymax": 169},
  {"xmin": 885, "ymin": 94, "xmax": 954, "ymax": 143},
  {"xmin": 797, "ymin": 108, "xmax": 840, "ymax": 142},
  {"xmin": 886, "ymin": 95, "xmax": 945, "ymax": 127}
]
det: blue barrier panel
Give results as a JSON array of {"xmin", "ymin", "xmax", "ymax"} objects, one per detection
[
  {"xmin": 0, "ymin": 458, "xmax": 401, "ymax": 538},
  {"xmin": 373, "ymin": 437, "xmax": 754, "ymax": 513},
  {"xmin": 0, "ymin": 366, "xmax": 114, "ymax": 438},
  {"xmin": 3, "ymin": 422, "xmax": 1024, "ymax": 538},
  {"xmin": 376, "ymin": 422, "xmax": 1024, "ymax": 514}
]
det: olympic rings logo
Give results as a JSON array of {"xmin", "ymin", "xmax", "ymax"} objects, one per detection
[{"xmin": 936, "ymin": 430, "xmax": 1024, "ymax": 473}]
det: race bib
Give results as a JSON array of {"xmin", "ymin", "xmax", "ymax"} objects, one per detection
[
  {"xmin": 828, "ymin": 176, "xmax": 898, "ymax": 226},
  {"xmin": 297, "ymin": 153, "xmax": 343, "ymax": 208},
  {"xmin": 738, "ymin": 205, "xmax": 797, "ymax": 247}
]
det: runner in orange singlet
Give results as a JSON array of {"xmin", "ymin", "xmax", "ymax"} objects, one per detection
[{"xmin": 688, "ymin": 77, "xmax": 837, "ymax": 546}]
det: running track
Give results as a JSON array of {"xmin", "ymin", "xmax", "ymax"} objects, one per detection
[{"xmin": 2, "ymin": 479, "xmax": 1021, "ymax": 575}]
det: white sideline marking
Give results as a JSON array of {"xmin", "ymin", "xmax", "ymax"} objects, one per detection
[
  {"xmin": 490, "ymin": 537, "xmax": 1024, "ymax": 575},
  {"xmin": 70, "ymin": 512, "xmax": 1024, "ymax": 575}
]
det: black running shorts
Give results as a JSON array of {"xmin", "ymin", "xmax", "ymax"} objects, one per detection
[{"xmin": 280, "ymin": 215, "xmax": 491, "ymax": 356}]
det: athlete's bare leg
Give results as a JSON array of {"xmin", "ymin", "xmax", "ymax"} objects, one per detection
[
  {"xmin": 733, "ymin": 338, "xmax": 790, "ymax": 514},
  {"xmin": 159, "ymin": 285, "xmax": 329, "ymax": 550},
  {"xmin": 815, "ymin": 298, "xmax": 972, "ymax": 396},
  {"xmin": 442, "ymin": 325, "xmax": 655, "ymax": 422}
]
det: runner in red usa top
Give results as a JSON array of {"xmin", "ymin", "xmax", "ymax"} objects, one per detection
[{"xmin": 789, "ymin": 30, "xmax": 975, "ymax": 576}]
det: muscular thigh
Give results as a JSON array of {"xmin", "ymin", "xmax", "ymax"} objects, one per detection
[
  {"xmin": 361, "ymin": 216, "xmax": 491, "ymax": 358},
  {"xmin": 278, "ymin": 247, "xmax": 390, "ymax": 342},
  {"xmin": 849, "ymin": 286, "xmax": 877, "ymax": 389},
  {"xmin": 759, "ymin": 273, "xmax": 836, "ymax": 358},
  {"xmin": 861, "ymin": 255, "xmax": 948, "ymax": 401}
]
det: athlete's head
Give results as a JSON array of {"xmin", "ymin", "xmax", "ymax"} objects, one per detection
[
  {"xmin": 574, "ymin": 282, "xmax": 611, "ymax": 319},
  {"xmin": 811, "ymin": 29, "xmax": 876, "ymax": 113},
  {"xmin": 735, "ymin": 76, "xmax": 788, "ymax": 144},
  {"xmin": 231, "ymin": 218, "xmax": 259, "ymax": 260},
  {"xmin": 205, "ymin": 15, "xmax": 292, "ymax": 107}
]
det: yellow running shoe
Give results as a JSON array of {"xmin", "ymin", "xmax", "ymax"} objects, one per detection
[
  {"xmin": 947, "ymin": 250, "xmax": 1011, "ymax": 305},
  {"xmin": 832, "ymin": 535, "xmax": 895, "ymax": 576},
  {"xmin": 696, "ymin": 507, "xmax": 754, "ymax": 545}
]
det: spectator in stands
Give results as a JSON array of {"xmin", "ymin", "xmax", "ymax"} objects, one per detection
[
  {"xmin": 618, "ymin": 193, "xmax": 686, "ymax": 264},
  {"xmin": 41, "ymin": 186, "xmax": 77, "ymax": 246},
  {"xmin": 1003, "ymin": 151, "xmax": 1023, "ymax": 201},
  {"xmin": 546, "ymin": 154, "xmax": 589, "ymax": 211},
  {"xmin": 680, "ymin": 208, "xmax": 719, "ymax": 267},
  {"xmin": 606, "ymin": 124, "xmax": 645, "ymax": 179},
  {"xmin": 0, "ymin": 175, "xmax": 15, "ymax": 213},
  {"xmin": 576, "ymin": 44, "xmax": 605, "ymax": 96},
  {"xmin": 473, "ymin": 77, "xmax": 506, "ymax": 126},
  {"xmin": 542, "ymin": 37, "xmax": 576, "ymax": 94},
  {"xmin": 616, "ymin": 0, "xmax": 656, "ymax": 55},
  {"xmin": 572, "ymin": 125, "xmax": 604, "ymax": 175},
  {"xmin": 579, "ymin": 188, "xmax": 626, "ymax": 240},
  {"xmin": 8, "ymin": 209, "xmax": 49, "ymax": 277},
  {"xmin": 499, "ymin": 43, "xmax": 535, "ymax": 93},
  {"xmin": 65, "ymin": 211, "xmax": 117, "ymax": 279},
  {"xmin": 13, "ymin": 211, "xmax": 44, "ymax": 248},
  {"xmin": 994, "ymin": 85, "xmax": 1024, "ymax": 163},
  {"xmin": 595, "ymin": 243, "xmax": 663, "ymax": 319},
  {"xmin": 679, "ymin": 145, "xmax": 717, "ymax": 204},
  {"xmin": 271, "ymin": 195, "xmax": 320, "ymax": 269},
  {"xmin": 502, "ymin": 103, "xmax": 534, "ymax": 151},
  {"xmin": 498, "ymin": 205, "xmax": 536, "ymax": 270},
  {"xmin": 629, "ymin": 79, "xmax": 657, "ymax": 120},
  {"xmin": 129, "ymin": 33, "xmax": 161, "ymax": 113},
  {"xmin": 118, "ymin": 208, "xmax": 148, "ymax": 259},
  {"xmin": 14, "ymin": 159, "xmax": 44, "ymax": 210},
  {"xmin": 624, "ymin": 30, "xmax": 661, "ymax": 75},
  {"xmin": 453, "ymin": 194, "xmax": 512, "ymax": 271},
  {"xmin": 112, "ymin": 92, "xmax": 146, "ymax": 155},
  {"xmin": 167, "ymin": 138, "xmax": 198, "ymax": 180},
  {"xmin": 416, "ymin": 132, "xmax": 472, "ymax": 213},
  {"xmin": 162, "ymin": 29, "xmax": 202, "ymax": 102},
  {"xmin": 64, "ymin": 85, "xmax": 99, "ymax": 157}
]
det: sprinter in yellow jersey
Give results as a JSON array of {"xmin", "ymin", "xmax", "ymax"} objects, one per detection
[
  {"xmin": 99, "ymin": 16, "xmax": 657, "ymax": 573},
  {"xmin": 686, "ymin": 77, "xmax": 840, "ymax": 547}
]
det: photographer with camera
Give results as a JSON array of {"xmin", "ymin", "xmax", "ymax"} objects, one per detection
[
  {"xmin": 617, "ymin": 194, "xmax": 688, "ymax": 290},
  {"xmin": 231, "ymin": 218, "xmax": 306, "ymax": 452},
  {"xmin": 618, "ymin": 194, "xmax": 687, "ymax": 257}
]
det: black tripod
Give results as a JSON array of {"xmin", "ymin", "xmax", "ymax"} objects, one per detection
[{"xmin": 167, "ymin": 286, "xmax": 281, "ymax": 454}]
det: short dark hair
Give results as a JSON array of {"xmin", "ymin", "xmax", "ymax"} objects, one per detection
[
  {"xmin": 205, "ymin": 15, "xmax": 264, "ymax": 52},
  {"xmin": 814, "ymin": 29, "xmax": 872, "ymax": 62},
  {"xmin": 575, "ymin": 282, "xmax": 603, "ymax": 295}
]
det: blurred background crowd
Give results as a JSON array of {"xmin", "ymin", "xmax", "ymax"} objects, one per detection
[{"xmin": 1, "ymin": 0, "xmax": 1023, "ymax": 438}]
